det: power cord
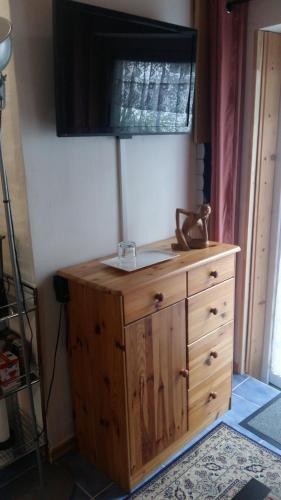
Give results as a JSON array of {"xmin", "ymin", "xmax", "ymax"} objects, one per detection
[
  {"xmin": 44, "ymin": 303, "xmax": 64, "ymax": 416},
  {"xmin": 36, "ymin": 303, "xmax": 64, "ymax": 442}
]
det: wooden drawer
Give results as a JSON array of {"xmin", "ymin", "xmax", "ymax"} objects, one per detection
[
  {"xmin": 123, "ymin": 273, "xmax": 186, "ymax": 324},
  {"xmin": 188, "ymin": 322, "xmax": 233, "ymax": 389},
  {"xmin": 187, "ymin": 254, "xmax": 235, "ymax": 296},
  {"xmin": 187, "ymin": 279, "xmax": 234, "ymax": 343},
  {"xmin": 188, "ymin": 365, "xmax": 232, "ymax": 432}
]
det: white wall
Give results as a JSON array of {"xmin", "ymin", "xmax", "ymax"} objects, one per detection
[{"xmin": 9, "ymin": 0, "xmax": 195, "ymax": 448}]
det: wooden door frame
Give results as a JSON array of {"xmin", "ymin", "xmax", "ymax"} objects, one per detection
[
  {"xmin": 262, "ymin": 99, "xmax": 281, "ymax": 384},
  {"xmin": 236, "ymin": 30, "xmax": 281, "ymax": 377}
]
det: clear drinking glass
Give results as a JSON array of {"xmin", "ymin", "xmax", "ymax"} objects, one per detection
[{"xmin": 117, "ymin": 241, "xmax": 136, "ymax": 261}]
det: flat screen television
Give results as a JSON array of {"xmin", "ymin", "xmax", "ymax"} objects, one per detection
[{"xmin": 53, "ymin": 0, "xmax": 197, "ymax": 137}]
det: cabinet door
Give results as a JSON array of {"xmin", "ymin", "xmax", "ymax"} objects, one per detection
[{"xmin": 125, "ymin": 300, "xmax": 188, "ymax": 474}]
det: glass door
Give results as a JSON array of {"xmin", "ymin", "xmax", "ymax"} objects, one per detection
[{"xmin": 269, "ymin": 259, "xmax": 281, "ymax": 389}]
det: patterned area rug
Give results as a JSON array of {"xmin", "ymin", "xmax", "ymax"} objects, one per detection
[{"xmin": 131, "ymin": 423, "xmax": 281, "ymax": 499}]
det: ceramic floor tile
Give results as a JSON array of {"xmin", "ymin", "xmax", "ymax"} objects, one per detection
[
  {"xmin": 223, "ymin": 394, "xmax": 259, "ymax": 425},
  {"xmin": 232, "ymin": 373, "xmax": 249, "ymax": 389},
  {"xmin": 0, "ymin": 451, "xmax": 38, "ymax": 488},
  {"xmin": 0, "ymin": 462, "xmax": 74, "ymax": 500},
  {"xmin": 0, "ymin": 465, "xmax": 42, "ymax": 500},
  {"xmin": 0, "ymin": 487, "xmax": 12, "ymax": 500},
  {"xmin": 95, "ymin": 482, "xmax": 127, "ymax": 500},
  {"xmin": 70, "ymin": 484, "xmax": 91, "ymax": 499},
  {"xmin": 233, "ymin": 376, "xmax": 280, "ymax": 406},
  {"xmin": 58, "ymin": 450, "xmax": 111, "ymax": 496}
]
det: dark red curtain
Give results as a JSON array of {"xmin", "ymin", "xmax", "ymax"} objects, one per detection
[{"xmin": 209, "ymin": 1, "xmax": 248, "ymax": 243}]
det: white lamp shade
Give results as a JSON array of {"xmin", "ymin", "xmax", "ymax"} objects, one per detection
[{"xmin": 0, "ymin": 17, "xmax": 12, "ymax": 72}]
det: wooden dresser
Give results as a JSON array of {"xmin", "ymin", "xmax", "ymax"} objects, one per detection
[{"xmin": 58, "ymin": 239, "xmax": 240, "ymax": 491}]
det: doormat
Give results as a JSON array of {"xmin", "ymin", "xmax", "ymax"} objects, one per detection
[
  {"xmin": 130, "ymin": 423, "xmax": 281, "ymax": 499},
  {"xmin": 241, "ymin": 393, "xmax": 281, "ymax": 450}
]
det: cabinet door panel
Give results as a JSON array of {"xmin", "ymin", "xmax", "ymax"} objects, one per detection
[{"xmin": 125, "ymin": 301, "xmax": 187, "ymax": 474}]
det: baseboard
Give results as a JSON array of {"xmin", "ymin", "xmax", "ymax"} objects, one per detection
[
  {"xmin": 233, "ymin": 362, "xmax": 239, "ymax": 373},
  {"xmin": 48, "ymin": 435, "xmax": 77, "ymax": 463}
]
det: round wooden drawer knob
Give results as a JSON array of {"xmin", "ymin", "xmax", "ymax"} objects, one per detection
[
  {"xmin": 154, "ymin": 292, "xmax": 165, "ymax": 303},
  {"xmin": 210, "ymin": 270, "xmax": 218, "ymax": 278},
  {"xmin": 210, "ymin": 307, "xmax": 218, "ymax": 315},
  {"xmin": 208, "ymin": 392, "xmax": 217, "ymax": 401},
  {"xmin": 210, "ymin": 351, "xmax": 218, "ymax": 359},
  {"xmin": 179, "ymin": 369, "xmax": 189, "ymax": 378}
]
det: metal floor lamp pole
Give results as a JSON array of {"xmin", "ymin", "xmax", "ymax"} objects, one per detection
[{"xmin": 0, "ymin": 94, "xmax": 44, "ymax": 489}]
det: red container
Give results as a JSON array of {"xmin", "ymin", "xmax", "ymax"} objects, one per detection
[{"xmin": 0, "ymin": 351, "xmax": 20, "ymax": 393}]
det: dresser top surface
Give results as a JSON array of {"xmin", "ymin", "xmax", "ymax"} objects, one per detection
[{"xmin": 57, "ymin": 238, "xmax": 240, "ymax": 295}]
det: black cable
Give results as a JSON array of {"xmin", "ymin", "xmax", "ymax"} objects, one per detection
[
  {"xmin": 35, "ymin": 304, "xmax": 64, "ymax": 443},
  {"xmin": 44, "ymin": 303, "xmax": 64, "ymax": 416}
]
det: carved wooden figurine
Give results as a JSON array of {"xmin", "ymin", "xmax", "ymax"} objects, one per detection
[{"xmin": 171, "ymin": 204, "xmax": 212, "ymax": 251}]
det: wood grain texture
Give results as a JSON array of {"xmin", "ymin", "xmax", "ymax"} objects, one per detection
[
  {"xmin": 57, "ymin": 239, "xmax": 240, "ymax": 296},
  {"xmin": 61, "ymin": 247, "xmax": 239, "ymax": 491},
  {"xmin": 125, "ymin": 301, "xmax": 188, "ymax": 474},
  {"xmin": 129, "ymin": 402, "xmax": 228, "ymax": 489},
  {"xmin": 124, "ymin": 273, "xmax": 186, "ymax": 324},
  {"xmin": 247, "ymin": 32, "xmax": 281, "ymax": 378},
  {"xmin": 187, "ymin": 279, "xmax": 235, "ymax": 344},
  {"xmin": 188, "ymin": 365, "xmax": 232, "ymax": 432},
  {"xmin": 234, "ymin": 32, "xmax": 264, "ymax": 374},
  {"xmin": 187, "ymin": 254, "xmax": 235, "ymax": 296},
  {"xmin": 67, "ymin": 282, "xmax": 130, "ymax": 490},
  {"xmin": 188, "ymin": 322, "xmax": 233, "ymax": 389}
]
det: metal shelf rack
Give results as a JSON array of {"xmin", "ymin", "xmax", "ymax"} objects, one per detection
[
  {"xmin": 0, "ymin": 27, "xmax": 44, "ymax": 487},
  {"xmin": 0, "ymin": 275, "xmax": 45, "ymax": 476},
  {"xmin": 0, "ymin": 397, "xmax": 45, "ymax": 470},
  {"xmin": 0, "ymin": 366, "xmax": 40, "ymax": 401},
  {"xmin": 0, "ymin": 275, "xmax": 37, "ymax": 323}
]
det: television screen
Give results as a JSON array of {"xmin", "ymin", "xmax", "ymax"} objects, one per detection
[{"xmin": 53, "ymin": 0, "xmax": 197, "ymax": 137}]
